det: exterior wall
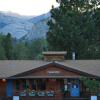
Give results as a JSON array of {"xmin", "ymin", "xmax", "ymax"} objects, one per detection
[
  {"xmin": 13, "ymin": 80, "xmax": 20, "ymax": 96},
  {"xmin": 46, "ymin": 79, "xmax": 59, "ymax": 91},
  {"xmin": 0, "ymin": 79, "xmax": 6, "ymax": 96},
  {"xmin": 23, "ymin": 64, "xmax": 80, "ymax": 77},
  {"xmin": 44, "ymin": 55, "xmax": 65, "ymax": 61}
]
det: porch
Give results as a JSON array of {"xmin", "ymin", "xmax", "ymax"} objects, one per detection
[
  {"xmin": 0, "ymin": 77, "xmax": 97, "ymax": 100},
  {"xmin": 1, "ymin": 78, "xmax": 91, "ymax": 99}
]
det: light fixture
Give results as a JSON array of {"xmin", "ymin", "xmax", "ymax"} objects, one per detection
[{"xmin": 2, "ymin": 79, "xmax": 6, "ymax": 82}]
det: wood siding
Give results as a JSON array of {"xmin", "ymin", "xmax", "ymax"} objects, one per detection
[
  {"xmin": 0, "ymin": 80, "xmax": 6, "ymax": 96},
  {"xmin": 16, "ymin": 64, "xmax": 80, "ymax": 78},
  {"xmin": 44, "ymin": 55, "xmax": 65, "ymax": 61}
]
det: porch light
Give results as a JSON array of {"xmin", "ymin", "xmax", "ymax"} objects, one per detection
[{"xmin": 2, "ymin": 79, "xmax": 6, "ymax": 82}]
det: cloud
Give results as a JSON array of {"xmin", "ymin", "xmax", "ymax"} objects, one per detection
[{"xmin": 0, "ymin": 0, "xmax": 59, "ymax": 16}]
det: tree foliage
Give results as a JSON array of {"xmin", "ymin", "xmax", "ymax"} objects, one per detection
[
  {"xmin": 13, "ymin": 42, "xmax": 30, "ymax": 60},
  {"xmin": 3, "ymin": 33, "xmax": 13, "ymax": 59},
  {"xmin": 0, "ymin": 34, "xmax": 6, "ymax": 59},
  {"xmin": 0, "ymin": 33, "xmax": 46, "ymax": 60},
  {"xmin": 47, "ymin": 0, "xmax": 100, "ymax": 59},
  {"xmin": 81, "ymin": 77, "xmax": 100, "ymax": 94},
  {"xmin": 28, "ymin": 39, "xmax": 45, "ymax": 59}
]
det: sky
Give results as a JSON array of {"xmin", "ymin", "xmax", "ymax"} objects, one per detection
[{"xmin": 0, "ymin": 0, "xmax": 59, "ymax": 16}]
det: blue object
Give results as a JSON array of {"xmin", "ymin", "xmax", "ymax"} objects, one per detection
[
  {"xmin": 91, "ymin": 96, "xmax": 97, "ymax": 100},
  {"xmin": 13, "ymin": 96, "xmax": 19, "ymax": 100},
  {"xmin": 6, "ymin": 80, "xmax": 13, "ymax": 96},
  {"xmin": 70, "ymin": 83, "xmax": 80, "ymax": 97}
]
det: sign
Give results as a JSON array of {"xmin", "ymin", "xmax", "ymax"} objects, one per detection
[
  {"xmin": 91, "ymin": 96, "xmax": 97, "ymax": 100},
  {"xmin": 48, "ymin": 71, "xmax": 60, "ymax": 74},
  {"xmin": 13, "ymin": 96, "xmax": 19, "ymax": 100},
  {"xmin": 47, "ymin": 71, "xmax": 62, "ymax": 76}
]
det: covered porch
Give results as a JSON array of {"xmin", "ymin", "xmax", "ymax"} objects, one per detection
[{"xmin": 5, "ymin": 78, "xmax": 88, "ymax": 98}]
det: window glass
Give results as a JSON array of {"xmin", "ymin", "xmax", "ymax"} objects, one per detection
[
  {"xmin": 16, "ymin": 80, "xmax": 20, "ymax": 91},
  {"xmin": 22, "ymin": 80, "xmax": 26, "ymax": 89},
  {"xmin": 26, "ymin": 80, "xmax": 30, "ymax": 89},
  {"xmin": 72, "ymin": 84, "xmax": 78, "ymax": 88},
  {"xmin": 32, "ymin": 80, "xmax": 36, "ymax": 90},
  {"xmin": 37, "ymin": 79, "xmax": 46, "ymax": 90},
  {"xmin": 41, "ymin": 80, "xmax": 46, "ymax": 90}
]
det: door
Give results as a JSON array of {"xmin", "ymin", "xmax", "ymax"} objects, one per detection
[
  {"xmin": 6, "ymin": 80, "xmax": 13, "ymax": 96},
  {"xmin": 70, "ymin": 83, "xmax": 80, "ymax": 97}
]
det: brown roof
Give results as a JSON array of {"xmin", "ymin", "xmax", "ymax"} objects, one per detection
[{"xmin": 0, "ymin": 60, "xmax": 100, "ymax": 78}]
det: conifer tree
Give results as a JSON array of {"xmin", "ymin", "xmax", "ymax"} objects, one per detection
[
  {"xmin": 4, "ymin": 33, "xmax": 13, "ymax": 59},
  {"xmin": 47, "ymin": 0, "xmax": 100, "ymax": 59}
]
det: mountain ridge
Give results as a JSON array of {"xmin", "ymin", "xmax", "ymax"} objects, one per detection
[{"xmin": 0, "ymin": 11, "xmax": 50, "ymax": 39}]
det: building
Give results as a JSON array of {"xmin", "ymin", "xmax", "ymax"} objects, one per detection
[{"xmin": 0, "ymin": 51, "xmax": 100, "ymax": 100}]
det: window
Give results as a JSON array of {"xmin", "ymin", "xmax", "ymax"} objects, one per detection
[
  {"xmin": 37, "ymin": 79, "xmax": 46, "ymax": 90},
  {"xmin": 26, "ymin": 80, "xmax": 30, "ymax": 89},
  {"xmin": 16, "ymin": 80, "xmax": 20, "ymax": 91},
  {"xmin": 72, "ymin": 84, "xmax": 79, "ymax": 88},
  {"xmin": 32, "ymin": 80, "xmax": 36, "ymax": 90},
  {"xmin": 40, "ymin": 80, "xmax": 46, "ymax": 90},
  {"xmin": 22, "ymin": 80, "xmax": 26, "ymax": 90}
]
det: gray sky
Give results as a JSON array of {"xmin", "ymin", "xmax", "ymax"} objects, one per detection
[{"xmin": 0, "ymin": 0, "xmax": 59, "ymax": 16}]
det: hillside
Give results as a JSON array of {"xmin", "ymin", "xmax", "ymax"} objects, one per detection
[{"xmin": 0, "ymin": 12, "xmax": 50, "ymax": 40}]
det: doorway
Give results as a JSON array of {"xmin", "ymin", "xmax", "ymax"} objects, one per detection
[{"xmin": 70, "ymin": 81, "xmax": 80, "ymax": 97}]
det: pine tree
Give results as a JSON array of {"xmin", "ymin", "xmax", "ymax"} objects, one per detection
[
  {"xmin": 0, "ymin": 34, "xmax": 6, "ymax": 59},
  {"xmin": 47, "ymin": 0, "xmax": 100, "ymax": 59},
  {"xmin": 4, "ymin": 33, "xmax": 13, "ymax": 59}
]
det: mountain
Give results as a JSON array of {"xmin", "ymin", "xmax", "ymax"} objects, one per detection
[
  {"xmin": 21, "ymin": 13, "xmax": 50, "ymax": 40},
  {"xmin": 29, "ymin": 13, "xmax": 50, "ymax": 23},
  {"xmin": 0, "ymin": 12, "xmax": 50, "ymax": 39}
]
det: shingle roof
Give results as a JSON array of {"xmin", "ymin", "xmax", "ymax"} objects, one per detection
[
  {"xmin": 0, "ymin": 60, "xmax": 100, "ymax": 78},
  {"xmin": 57, "ymin": 60, "xmax": 100, "ymax": 77},
  {"xmin": 0, "ymin": 60, "xmax": 51, "ymax": 78}
]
